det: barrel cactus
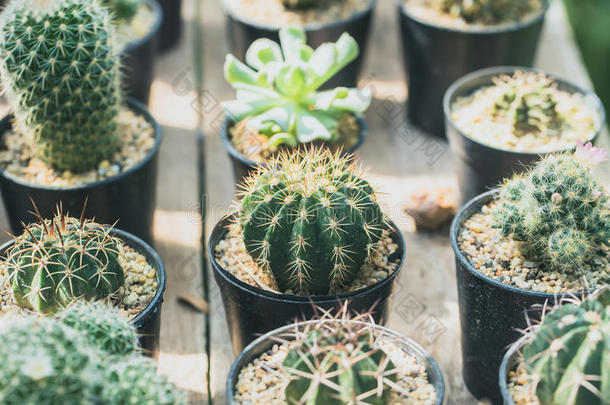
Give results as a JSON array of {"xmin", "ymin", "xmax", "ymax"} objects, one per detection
[
  {"xmin": 0, "ymin": 0, "xmax": 121, "ymax": 172},
  {"xmin": 238, "ymin": 148, "xmax": 385, "ymax": 295},
  {"xmin": 435, "ymin": 0, "xmax": 540, "ymax": 24},
  {"xmin": 103, "ymin": 0, "xmax": 143, "ymax": 22},
  {"xmin": 521, "ymin": 288, "xmax": 610, "ymax": 405},
  {"xmin": 6, "ymin": 211, "xmax": 125, "ymax": 314},
  {"xmin": 492, "ymin": 142, "xmax": 609, "ymax": 272}
]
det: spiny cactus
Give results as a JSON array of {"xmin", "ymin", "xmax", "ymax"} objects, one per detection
[
  {"xmin": 0, "ymin": 317, "xmax": 100, "ymax": 405},
  {"xmin": 238, "ymin": 148, "xmax": 385, "ymax": 295},
  {"xmin": 281, "ymin": 0, "xmax": 324, "ymax": 9},
  {"xmin": 6, "ymin": 207, "xmax": 125, "ymax": 314},
  {"xmin": 58, "ymin": 301, "xmax": 138, "ymax": 356},
  {"xmin": 0, "ymin": 0, "xmax": 121, "ymax": 172},
  {"xmin": 223, "ymin": 26, "xmax": 371, "ymax": 151},
  {"xmin": 103, "ymin": 0, "xmax": 143, "ymax": 22},
  {"xmin": 521, "ymin": 289, "xmax": 610, "ymax": 405},
  {"xmin": 435, "ymin": 0, "xmax": 540, "ymax": 24},
  {"xmin": 492, "ymin": 142, "xmax": 610, "ymax": 272},
  {"xmin": 493, "ymin": 72, "xmax": 561, "ymax": 137}
]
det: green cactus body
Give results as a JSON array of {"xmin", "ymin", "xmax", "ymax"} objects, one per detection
[
  {"xmin": 0, "ymin": 0, "xmax": 121, "ymax": 172},
  {"xmin": 239, "ymin": 149, "xmax": 384, "ymax": 295},
  {"xmin": 282, "ymin": 324, "xmax": 397, "ymax": 405},
  {"xmin": 281, "ymin": 0, "xmax": 324, "ymax": 9},
  {"xmin": 493, "ymin": 146, "xmax": 610, "ymax": 272},
  {"xmin": 6, "ymin": 214, "xmax": 125, "ymax": 314},
  {"xmin": 521, "ymin": 289, "xmax": 610, "ymax": 405},
  {"xmin": 103, "ymin": 0, "xmax": 143, "ymax": 22}
]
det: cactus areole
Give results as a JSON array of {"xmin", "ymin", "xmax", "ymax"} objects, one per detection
[{"xmin": 238, "ymin": 148, "xmax": 385, "ymax": 295}]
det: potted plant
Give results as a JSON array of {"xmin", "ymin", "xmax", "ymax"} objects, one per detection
[
  {"xmin": 0, "ymin": 301, "xmax": 184, "ymax": 404},
  {"xmin": 397, "ymin": 0, "xmax": 549, "ymax": 137},
  {"xmin": 500, "ymin": 288, "xmax": 610, "ymax": 405},
  {"xmin": 450, "ymin": 142, "xmax": 609, "ymax": 402},
  {"xmin": 104, "ymin": 0, "xmax": 163, "ymax": 103},
  {"xmin": 227, "ymin": 307, "xmax": 445, "ymax": 404},
  {"xmin": 0, "ymin": 207, "xmax": 166, "ymax": 356},
  {"xmin": 158, "ymin": 0, "xmax": 183, "ymax": 52},
  {"xmin": 0, "ymin": 0, "xmax": 161, "ymax": 244},
  {"xmin": 222, "ymin": 0, "xmax": 376, "ymax": 89},
  {"xmin": 445, "ymin": 67, "xmax": 605, "ymax": 204},
  {"xmin": 221, "ymin": 26, "xmax": 371, "ymax": 184},
  {"xmin": 209, "ymin": 148, "xmax": 406, "ymax": 353}
]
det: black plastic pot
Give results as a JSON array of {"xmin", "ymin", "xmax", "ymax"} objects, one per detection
[
  {"xmin": 0, "ymin": 98, "xmax": 161, "ymax": 246},
  {"xmin": 209, "ymin": 215, "xmax": 406, "ymax": 355},
  {"xmin": 445, "ymin": 66, "xmax": 606, "ymax": 205},
  {"xmin": 450, "ymin": 190, "xmax": 579, "ymax": 404},
  {"xmin": 222, "ymin": 0, "xmax": 376, "ymax": 89},
  {"xmin": 220, "ymin": 114, "xmax": 368, "ymax": 186},
  {"xmin": 0, "ymin": 227, "xmax": 166, "ymax": 358},
  {"xmin": 226, "ymin": 319, "xmax": 446, "ymax": 404},
  {"xmin": 397, "ymin": 0, "xmax": 548, "ymax": 138},
  {"xmin": 499, "ymin": 335, "xmax": 530, "ymax": 405},
  {"xmin": 122, "ymin": 0, "xmax": 163, "ymax": 104},
  {"xmin": 158, "ymin": 0, "xmax": 183, "ymax": 52}
]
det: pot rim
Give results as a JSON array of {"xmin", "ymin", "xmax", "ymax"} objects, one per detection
[
  {"xmin": 123, "ymin": 0, "xmax": 164, "ymax": 52},
  {"xmin": 220, "ymin": 0, "xmax": 376, "ymax": 32},
  {"xmin": 396, "ymin": 0, "xmax": 549, "ymax": 35},
  {"xmin": 443, "ymin": 66, "xmax": 606, "ymax": 157},
  {"xmin": 208, "ymin": 213, "xmax": 406, "ymax": 304},
  {"xmin": 0, "ymin": 97, "xmax": 163, "ymax": 192},
  {"xmin": 498, "ymin": 334, "xmax": 530, "ymax": 405},
  {"xmin": 226, "ymin": 318, "xmax": 445, "ymax": 405},
  {"xmin": 220, "ymin": 113, "xmax": 369, "ymax": 171},
  {"xmin": 450, "ymin": 189, "xmax": 578, "ymax": 300},
  {"xmin": 0, "ymin": 226, "xmax": 167, "ymax": 326}
]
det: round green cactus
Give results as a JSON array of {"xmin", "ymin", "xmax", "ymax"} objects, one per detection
[
  {"xmin": 493, "ymin": 142, "xmax": 610, "ymax": 272},
  {"xmin": 281, "ymin": 0, "xmax": 324, "ymax": 9},
  {"xmin": 6, "ymin": 211, "xmax": 125, "ymax": 315},
  {"xmin": 238, "ymin": 148, "xmax": 385, "ymax": 295},
  {"xmin": 102, "ymin": 0, "xmax": 143, "ymax": 22},
  {"xmin": 521, "ymin": 289, "xmax": 610, "ymax": 405},
  {"xmin": 0, "ymin": 0, "xmax": 121, "ymax": 172},
  {"xmin": 58, "ymin": 301, "xmax": 138, "ymax": 356},
  {"xmin": 0, "ymin": 317, "xmax": 100, "ymax": 405}
]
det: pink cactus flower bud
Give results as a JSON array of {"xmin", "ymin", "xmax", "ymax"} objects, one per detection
[
  {"xmin": 551, "ymin": 193, "xmax": 563, "ymax": 203},
  {"xmin": 591, "ymin": 190, "xmax": 603, "ymax": 200},
  {"xmin": 575, "ymin": 141, "xmax": 608, "ymax": 166}
]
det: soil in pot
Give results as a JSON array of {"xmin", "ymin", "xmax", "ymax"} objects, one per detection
[{"xmin": 450, "ymin": 71, "xmax": 601, "ymax": 153}]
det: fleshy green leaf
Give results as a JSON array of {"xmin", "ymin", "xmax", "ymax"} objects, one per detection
[
  {"xmin": 245, "ymin": 38, "xmax": 283, "ymax": 71},
  {"xmin": 296, "ymin": 109, "xmax": 337, "ymax": 143}
]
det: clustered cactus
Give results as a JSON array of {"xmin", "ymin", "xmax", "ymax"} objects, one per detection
[
  {"xmin": 0, "ymin": 0, "xmax": 121, "ymax": 172},
  {"xmin": 223, "ymin": 26, "xmax": 371, "ymax": 151},
  {"xmin": 520, "ymin": 289, "xmax": 610, "ymax": 405},
  {"xmin": 103, "ymin": 0, "xmax": 144, "ymax": 22},
  {"xmin": 0, "ymin": 301, "xmax": 184, "ymax": 405},
  {"xmin": 238, "ymin": 148, "xmax": 385, "ymax": 295},
  {"xmin": 5, "ymin": 208, "xmax": 125, "ymax": 315},
  {"xmin": 434, "ymin": 0, "xmax": 541, "ymax": 24},
  {"xmin": 493, "ymin": 72, "xmax": 561, "ymax": 137},
  {"xmin": 493, "ymin": 142, "xmax": 610, "ymax": 272}
]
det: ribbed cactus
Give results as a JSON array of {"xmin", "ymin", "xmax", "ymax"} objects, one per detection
[
  {"xmin": 103, "ymin": 0, "xmax": 143, "ymax": 22},
  {"xmin": 521, "ymin": 289, "xmax": 610, "ymax": 405},
  {"xmin": 6, "ymin": 210, "xmax": 125, "ymax": 314},
  {"xmin": 493, "ymin": 142, "xmax": 610, "ymax": 272},
  {"xmin": 238, "ymin": 148, "xmax": 385, "ymax": 295},
  {"xmin": 58, "ymin": 301, "xmax": 138, "ymax": 356},
  {"xmin": 281, "ymin": 0, "xmax": 324, "ymax": 9},
  {"xmin": 283, "ymin": 324, "xmax": 398, "ymax": 405},
  {"xmin": 436, "ymin": 0, "xmax": 539, "ymax": 24},
  {"xmin": 0, "ymin": 0, "xmax": 121, "ymax": 172},
  {"xmin": 493, "ymin": 72, "xmax": 560, "ymax": 136}
]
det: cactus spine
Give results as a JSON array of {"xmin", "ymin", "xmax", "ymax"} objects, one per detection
[
  {"xmin": 521, "ymin": 289, "xmax": 610, "ymax": 405},
  {"xmin": 6, "ymin": 208, "xmax": 125, "ymax": 315},
  {"xmin": 492, "ymin": 143, "xmax": 610, "ymax": 272},
  {"xmin": 0, "ymin": 0, "xmax": 121, "ymax": 172},
  {"xmin": 238, "ymin": 148, "xmax": 385, "ymax": 295}
]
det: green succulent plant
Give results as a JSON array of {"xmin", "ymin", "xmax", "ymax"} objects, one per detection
[
  {"xmin": 103, "ymin": 0, "xmax": 144, "ymax": 22},
  {"xmin": 492, "ymin": 142, "xmax": 610, "ymax": 272},
  {"xmin": 0, "ymin": 0, "xmax": 121, "ymax": 172},
  {"xmin": 222, "ymin": 26, "xmax": 371, "ymax": 151},
  {"xmin": 6, "ymin": 209, "xmax": 125, "ymax": 315},
  {"xmin": 238, "ymin": 148, "xmax": 385, "ymax": 295},
  {"xmin": 435, "ymin": 0, "xmax": 541, "ymax": 24},
  {"xmin": 521, "ymin": 288, "xmax": 610, "ymax": 405}
]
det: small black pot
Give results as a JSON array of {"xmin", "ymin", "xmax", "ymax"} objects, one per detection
[
  {"xmin": 445, "ymin": 66, "xmax": 606, "ymax": 205},
  {"xmin": 397, "ymin": 0, "xmax": 548, "ymax": 138},
  {"xmin": 220, "ymin": 115, "xmax": 368, "ymax": 186},
  {"xmin": 499, "ymin": 335, "xmax": 530, "ymax": 405},
  {"xmin": 226, "ymin": 319, "xmax": 446, "ymax": 404},
  {"xmin": 222, "ymin": 0, "xmax": 376, "ymax": 89},
  {"xmin": 0, "ymin": 98, "xmax": 162, "ymax": 245},
  {"xmin": 122, "ymin": 0, "xmax": 163, "ymax": 104},
  {"xmin": 209, "ymin": 215, "xmax": 406, "ymax": 355},
  {"xmin": 158, "ymin": 0, "xmax": 183, "ymax": 52},
  {"xmin": 450, "ymin": 190, "xmax": 576, "ymax": 404},
  {"xmin": 0, "ymin": 227, "xmax": 166, "ymax": 358}
]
